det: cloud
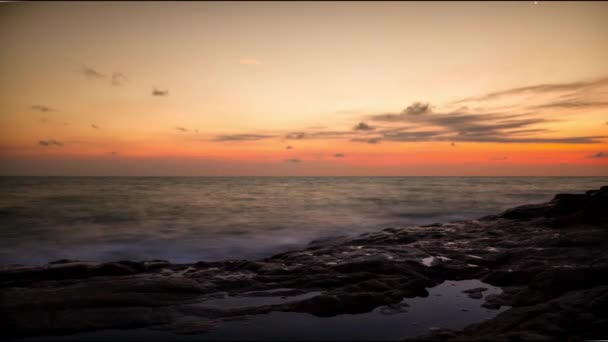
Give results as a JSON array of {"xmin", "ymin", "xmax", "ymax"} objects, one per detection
[
  {"xmin": 81, "ymin": 65, "xmax": 106, "ymax": 79},
  {"xmin": 285, "ymin": 158, "xmax": 301, "ymax": 163},
  {"xmin": 366, "ymin": 102, "xmax": 432, "ymax": 122},
  {"xmin": 152, "ymin": 88, "xmax": 169, "ymax": 96},
  {"xmin": 352, "ymin": 137, "xmax": 382, "ymax": 144},
  {"xmin": 176, "ymin": 127, "xmax": 189, "ymax": 132},
  {"xmin": 403, "ymin": 102, "xmax": 431, "ymax": 115},
  {"xmin": 91, "ymin": 124, "xmax": 99, "ymax": 129},
  {"xmin": 451, "ymin": 136, "xmax": 605, "ymax": 144},
  {"xmin": 285, "ymin": 132, "xmax": 307, "ymax": 140},
  {"xmin": 353, "ymin": 122, "xmax": 375, "ymax": 131},
  {"xmin": 76, "ymin": 62, "xmax": 127, "ymax": 85},
  {"xmin": 214, "ymin": 134, "xmax": 275, "ymax": 141},
  {"xmin": 586, "ymin": 151, "xmax": 607, "ymax": 159},
  {"xmin": 453, "ymin": 77, "xmax": 608, "ymax": 104},
  {"xmin": 489, "ymin": 156, "xmax": 508, "ymax": 161},
  {"xmin": 381, "ymin": 130, "xmax": 447, "ymax": 142},
  {"xmin": 334, "ymin": 153, "xmax": 345, "ymax": 158},
  {"xmin": 239, "ymin": 58, "xmax": 261, "ymax": 65},
  {"xmin": 286, "ymin": 145, "xmax": 293, "ymax": 150},
  {"xmin": 31, "ymin": 105, "xmax": 55, "ymax": 112},
  {"xmin": 366, "ymin": 101, "xmax": 606, "ymax": 144},
  {"xmin": 38, "ymin": 139, "xmax": 63, "ymax": 147},
  {"xmin": 111, "ymin": 72, "xmax": 128, "ymax": 86},
  {"xmin": 206, "ymin": 76, "xmax": 607, "ymax": 147},
  {"xmin": 110, "ymin": 151, "xmax": 118, "ymax": 156},
  {"xmin": 285, "ymin": 131, "xmax": 354, "ymax": 140},
  {"xmin": 531, "ymin": 100, "xmax": 608, "ymax": 110}
]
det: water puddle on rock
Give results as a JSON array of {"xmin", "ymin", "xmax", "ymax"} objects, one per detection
[{"xmin": 25, "ymin": 279, "xmax": 509, "ymax": 341}]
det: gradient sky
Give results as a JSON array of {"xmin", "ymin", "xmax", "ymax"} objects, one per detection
[{"xmin": 0, "ymin": 1, "xmax": 607, "ymax": 176}]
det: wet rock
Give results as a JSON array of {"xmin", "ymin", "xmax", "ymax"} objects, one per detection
[
  {"xmin": 480, "ymin": 302, "xmax": 500, "ymax": 310},
  {"xmin": 500, "ymin": 203, "xmax": 552, "ymax": 220},
  {"xmin": 481, "ymin": 269, "xmax": 536, "ymax": 287},
  {"xmin": 2, "ymin": 186, "xmax": 607, "ymax": 339},
  {"xmin": 419, "ymin": 286, "xmax": 608, "ymax": 341},
  {"xmin": 288, "ymin": 283, "xmax": 416, "ymax": 317},
  {"xmin": 462, "ymin": 287, "xmax": 487, "ymax": 299}
]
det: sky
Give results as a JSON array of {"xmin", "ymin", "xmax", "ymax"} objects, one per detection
[{"xmin": 0, "ymin": 1, "xmax": 607, "ymax": 176}]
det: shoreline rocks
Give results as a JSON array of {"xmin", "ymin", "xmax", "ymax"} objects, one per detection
[{"xmin": 1, "ymin": 186, "xmax": 607, "ymax": 340}]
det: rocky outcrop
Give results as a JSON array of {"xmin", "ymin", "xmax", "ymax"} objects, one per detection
[{"xmin": 1, "ymin": 186, "xmax": 607, "ymax": 340}]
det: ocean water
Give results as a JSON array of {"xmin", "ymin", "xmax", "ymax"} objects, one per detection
[{"xmin": 0, "ymin": 176, "xmax": 606, "ymax": 265}]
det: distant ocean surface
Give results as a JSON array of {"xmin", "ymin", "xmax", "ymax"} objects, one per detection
[{"xmin": 1, "ymin": 176, "xmax": 606, "ymax": 265}]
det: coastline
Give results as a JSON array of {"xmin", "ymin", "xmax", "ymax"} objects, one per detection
[{"xmin": 2, "ymin": 186, "xmax": 607, "ymax": 340}]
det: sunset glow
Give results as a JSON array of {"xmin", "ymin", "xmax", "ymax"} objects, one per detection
[{"xmin": 1, "ymin": 1, "xmax": 607, "ymax": 175}]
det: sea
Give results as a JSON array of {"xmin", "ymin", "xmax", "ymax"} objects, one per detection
[{"xmin": 1, "ymin": 176, "xmax": 606, "ymax": 265}]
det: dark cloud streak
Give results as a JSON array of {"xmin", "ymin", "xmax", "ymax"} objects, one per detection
[
  {"xmin": 453, "ymin": 77, "xmax": 608, "ymax": 104},
  {"xmin": 81, "ymin": 65, "xmax": 106, "ymax": 79},
  {"xmin": 152, "ymin": 88, "xmax": 169, "ymax": 96},
  {"xmin": 214, "ymin": 134, "xmax": 276, "ymax": 141},
  {"xmin": 31, "ymin": 105, "xmax": 55, "ymax": 112},
  {"xmin": 353, "ymin": 122, "xmax": 375, "ymax": 131},
  {"xmin": 38, "ymin": 139, "xmax": 63, "ymax": 147}
]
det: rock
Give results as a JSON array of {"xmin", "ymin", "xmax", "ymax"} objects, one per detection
[
  {"xmin": 2, "ymin": 186, "xmax": 608, "ymax": 340},
  {"xmin": 419, "ymin": 286, "xmax": 608, "ymax": 341},
  {"xmin": 480, "ymin": 302, "xmax": 500, "ymax": 310},
  {"xmin": 500, "ymin": 203, "xmax": 552, "ymax": 220},
  {"xmin": 468, "ymin": 292, "xmax": 483, "ymax": 299},
  {"xmin": 462, "ymin": 287, "xmax": 488, "ymax": 295}
]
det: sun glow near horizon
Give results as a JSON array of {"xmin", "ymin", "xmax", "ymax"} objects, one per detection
[{"xmin": 1, "ymin": 1, "xmax": 607, "ymax": 176}]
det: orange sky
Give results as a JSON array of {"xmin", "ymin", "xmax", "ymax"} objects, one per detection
[{"xmin": 0, "ymin": 1, "xmax": 607, "ymax": 176}]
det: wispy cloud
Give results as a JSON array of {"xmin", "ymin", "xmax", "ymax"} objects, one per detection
[
  {"xmin": 31, "ymin": 105, "xmax": 55, "ymax": 112},
  {"xmin": 365, "ymin": 101, "xmax": 606, "ymax": 144},
  {"xmin": 530, "ymin": 100, "xmax": 608, "ymax": 111},
  {"xmin": 175, "ymin": 127, "xmax": 189, "ymax": 132},
  {"xmin": 352, "ymin": 137, "xmax": 382, "ymax": 144},
  {"xmin": 75, "ymin": 62, "xmax": 128, "ymax": 86},
  {"xmin": 203, "ymin": 76, "xmax": 607, "ymax": 147},
  {"xmin": 285, "ymin": 158, "xmax": 301, "ymax": 163},
  {"xmin": 353, "ymin": 122, "xmax": 375, "ymax": 131},
  {"xmin": 285, "ymin": 132, "xmax": 307, "ymax": 140},
  {"xmin": 334, "ymin": 153, "xmax": 345, "ymax": 158},
  {"xmin": 213, "ymin": 134, "xmax": 276, "ymax": 141},
  {"xmin": 111, "ymin": 72, "xmax": 128, "ymax": 86},
  {"xmin": 403, "ymin": 102, "xmax": 431, "ymax": 115},
  {"xmin": 286, "ymin": 145, "xmax": 293, "ymax": 150},
  {"xmin": 285, "ymin": 131, "xmax": 354, "ymax": 140},
  {"xmin": 153, "ymin": 88, "xmax": 169, "ymax": 96},
  {"xmin": 586, "ymin": 151, "xmax": 607, "ymax": 159},
  {"xmin": 38, "ymin": 139, "xmax": 63, "ymax": 147},
  {"xmin": 81, "ymin": 65, "xmax": 106, "ymax": 79},
  {"xmin": 453, "ymin": 77, "xmax": 608, "ymax": 104},
  {"xmin": 91, "ymin": 124, "xmax": 99, "ymax": 129}
]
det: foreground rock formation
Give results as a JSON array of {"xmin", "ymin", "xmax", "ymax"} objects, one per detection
[{"xmin": 1, "ymin": 186, "xmax": 607, "ymax": 340}]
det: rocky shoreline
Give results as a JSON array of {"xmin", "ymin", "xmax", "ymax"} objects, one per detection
[{"xmin": 2, "ymin": 186, "xmax": 607, "ymax": 340}]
